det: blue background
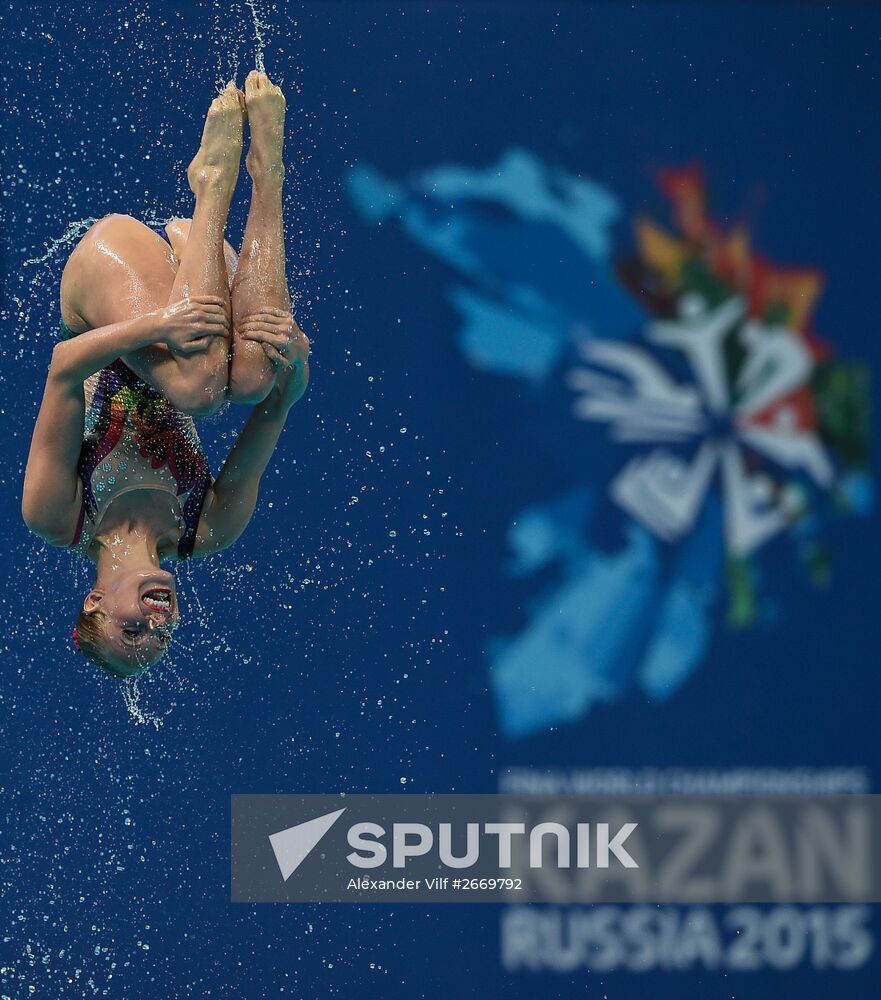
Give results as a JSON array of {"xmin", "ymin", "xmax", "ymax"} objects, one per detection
[{"xmin": 1, "ymin": 2, "xmax": 879, "ymax": 997}]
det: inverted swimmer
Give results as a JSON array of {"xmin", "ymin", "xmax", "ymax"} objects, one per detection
[{"xmin": 21, "ymin": 73, "xmax": 310, "ymax": 677}]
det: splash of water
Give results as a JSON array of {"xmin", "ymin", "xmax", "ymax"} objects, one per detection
[
  {"xmin": 120, "ymin": 677, "xmax": 165, "ymax": 730},
  {"xmin": 22, "ymin": 217, "xmax": 98, "ymax": 269},
  {"xmin": 245, "ymin": 0, "xmax": 269, "ymax": 73}
]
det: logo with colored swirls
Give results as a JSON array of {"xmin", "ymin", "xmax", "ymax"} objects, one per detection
[{"xmin": 347, "ymin": 152, "xmax": 871, "ymax": 737}]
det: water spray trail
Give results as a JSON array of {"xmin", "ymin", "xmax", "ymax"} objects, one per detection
[
  {"xmin": 245, "ymin": 0, "xmax": 268, "ymax": 73},
  {"xmin": 120, "ymin": 678, "xmax": 164, "ymax": 730},
  {"xmin": 22, "ymin": 218, "xmax": 98, "ymax": 268}
]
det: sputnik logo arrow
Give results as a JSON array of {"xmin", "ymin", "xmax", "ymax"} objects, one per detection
[{"xmin": 268, "ymin": 808, "xmax": 347, "ymax": 881}]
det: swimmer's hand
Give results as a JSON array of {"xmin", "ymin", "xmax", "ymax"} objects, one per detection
[
  {"xmin": 240, "ymin": 309, "xmax": 311, "ymax": 410},
  {"xmin": 159, "ymin": 295, "xmax": 230, "ymax": 356},
  {"xmin": 238, "ymin": 309, "xmax": 309, "ymax": 369}
]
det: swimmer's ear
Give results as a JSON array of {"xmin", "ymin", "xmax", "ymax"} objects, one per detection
[{"xmin": 83, "ymin": 590, "xmax": 103, "ymax": 614}]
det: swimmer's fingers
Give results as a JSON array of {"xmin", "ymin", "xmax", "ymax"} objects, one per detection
[
  {"xmin": 176, "ymin": 337, "xmax": 214, "ymax": 355},
  {"xmin": 261, "ymin": 343, "xmax": 290, "ymax": 366},
  {"xmin": 160, "ymin": 299, "xmax": 230, "ymax": 355},
  {"xmin": 239, "ymin": 312, "xmax": 304, "ymax": 336},
  {"xmin": 239, "ymin": 308, "xmax": 292, "ymax": 323},
  {"xmin": 165, "ymin": 296, "xmax": 228, "ymax": 318},
  {"xmin": 238, "ymin": 326, "xmax": 290, "ymax": 349},
  {"xmin": 265, "ymin": 343, "xmax": 309, "ymax": 368},
  {"xmin": 255, "ymin": 335, "xmax": 298, "ymax": 367},
  {"xmin": 238, "ymin": 321, "xmax": 296, "ymax": 342},
  {"xmin": 189, "ymin": 294, "xmax": 228, "ymax": 308},
  {"xmin": 195, "ymin": 302, "xmax": 229, "ymax": 318},
  {"xmin": 238, "ymin": 317, "xmax": 309, "ymax": 345},
  {"xmin": 241, "ymin": 327, "xmax": 310, "ymax": 367},
  {"xmin": 162, "ymin": 304, "xmax": 229, "ymax": 331},
  {"xmin": 166, "ymin": 324, "xmax": 227, "ymax": 355},
  {"xmin": 193, "ymin": 309, "xmax": 230, "ymax": 329},
  {"xmin": 178, "ymin": 330, "xmax": 229, "ymax": 354},
  {"xmin": 187, "ymin": 314, "xmax": 229, "ymax": 338}
]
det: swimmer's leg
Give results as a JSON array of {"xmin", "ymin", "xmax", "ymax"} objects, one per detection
[
  {"xmin": 60, "ymin": 215, "xmax": 177, "ymax": 336},
  {"xmin": 228, "ymin": 70, "xmax": 292, "ymax": 405},
  {"xmin": 60, "ymin": 83, "xmax": 244, "ymax": 417},
  {"xmin": 155, "ymin": 81, "xmax": 244, "ymax": 414}
]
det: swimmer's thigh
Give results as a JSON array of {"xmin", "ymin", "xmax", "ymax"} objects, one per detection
[
  {"xmin": 60, "ymin": 215, "xmax": 228, "ymax": 416},
  {"xmin": 60, "ymin": 214, "xmax": 176, "ymax": 329}
]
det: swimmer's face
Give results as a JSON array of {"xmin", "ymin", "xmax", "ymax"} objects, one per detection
[{"xmin": 83, "ymin": 569, "xmax": 180, "ymax": 676}]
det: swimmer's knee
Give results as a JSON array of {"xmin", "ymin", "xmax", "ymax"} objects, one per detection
[
  {"xmin": 227, "ymin": 366, "xmax": 276, "ymax": 406},
  {"xmin": 177, "ymin": 396, "xmax": 226, "ymax": 418},
  {"xmin": 165, "ymin": 372, "xmax": 227, "ymax": 417},
  {"xmin": 170, "ymin": 391, "xmax": 226, "ymax": 418}
]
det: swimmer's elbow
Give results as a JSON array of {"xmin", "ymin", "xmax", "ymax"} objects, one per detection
[
  {"xmin": 21, "ymin": 506, "xmax": 70, "ymax": 547},
  {"xmin": 21, "ymin": 494, "xmax": 40, "ymax": 533},
  {"xmin": 21, "ymin": 492, "xmax": 76, "ymax": 547},
  {"xmin": 191, "ymin": 523, "xmax": 247, "ymax": 558},
  {"xmin": 191, "ymin": 495, "xmax": 258, "ymax": 557},
  {"xmin": 48, "ymin": 342, "xmax": 78, "ymax": 385},
  {"xmin": 49, "ymin": 341, "xmax": 95, "ymax": 388}
]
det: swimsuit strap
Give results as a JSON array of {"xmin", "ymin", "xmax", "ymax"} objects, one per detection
[{"xmin": 151, "ymin": 224, "xmax": 173, "ymax": 246}]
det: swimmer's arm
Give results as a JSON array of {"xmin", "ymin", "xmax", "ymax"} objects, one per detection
[
  {"xmin": 49, "ymin": 314, "xmax": 166, "ymax": 384},
  {"xmin": 21, "ymin": 316, "xmax": 162, "ymax": 542},
  {"xmin": 50, "ymin": 298, "xmax": 229, "ymax": 383},
  {"xmin": 191, "ymin": 395, "xmax": 297, "ymax": 557},
  {"xmin": 21, "ymin": 368, "xmax": 85, "ymax": 545}
]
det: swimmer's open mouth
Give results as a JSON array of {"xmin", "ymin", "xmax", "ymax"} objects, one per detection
[{"xmin": 142, "ymin": 588, "xmax": 173, "ymax": 613}]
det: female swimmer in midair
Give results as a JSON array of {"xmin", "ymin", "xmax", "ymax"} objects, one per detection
[{"xmin": 21, "ymin": 72, "xmax": 310, "ymax": 677}]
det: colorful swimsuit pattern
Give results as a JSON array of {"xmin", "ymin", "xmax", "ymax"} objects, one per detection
[
  {"xmin": 68, "ymin": 360, "xmax": 211, "ymax": 560},
  {"xmin": 61, "ymin": 226, "xmax": 211, "ymax": 559},
  {"xmin": 62, "ymin": 222, "xmax": 211, "ymax": 559}
]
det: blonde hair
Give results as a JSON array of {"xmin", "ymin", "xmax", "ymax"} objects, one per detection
[{"xmin": 73, "ymin": 607, "xmax": 127, "ymax": 677}]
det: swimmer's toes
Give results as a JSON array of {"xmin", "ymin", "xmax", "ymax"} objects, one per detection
[
  {"xmin": 246, "ymin": 69, "xmax": 266, "ymax": 92},
  {"xmin": 246, "ymin": 69, "xmax": 285, "ymax": 106}
]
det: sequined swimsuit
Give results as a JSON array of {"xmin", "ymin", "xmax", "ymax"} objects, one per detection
[{"xmin": 61, "ymin": 226, "xmax": 211, "ymax": 560}]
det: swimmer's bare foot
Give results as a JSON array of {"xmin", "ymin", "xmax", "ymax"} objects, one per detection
[
  {"xmin": 187, "ymin": 81, "xmax": 244, "ymax": 198},
  {"xmin": 244, "ymin": 70, "xmax": 286, "ymax": 185}
]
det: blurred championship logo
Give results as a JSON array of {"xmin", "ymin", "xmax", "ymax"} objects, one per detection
[{"xmin": 348, "ymin": 152, "xmax": 872, "ymax": 737}]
